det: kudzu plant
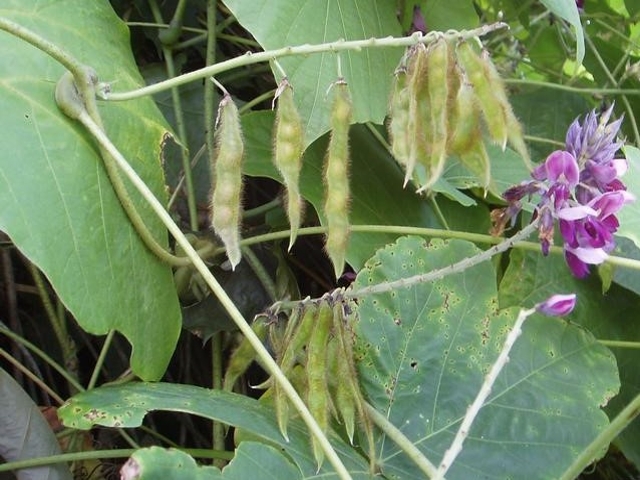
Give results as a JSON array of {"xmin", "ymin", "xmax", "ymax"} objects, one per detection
[{"xmin": 1, "ymin": 2, "xmax": 640, "ymax": 480}]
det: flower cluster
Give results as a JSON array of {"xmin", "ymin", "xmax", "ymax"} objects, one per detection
[{"xmin": 495, "ymin": 105, "xmax": 634, "ymax": 278}]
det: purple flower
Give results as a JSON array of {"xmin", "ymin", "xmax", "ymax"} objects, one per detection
[
  {"xmin": 532, "ymin": 150, "xmax": 579, "ymax": 188},
  {"xmin": 495, "ymin": 106, "xmax": 632, "ymax": 278},
  {"xmin": 535, "ymin": 293, "xmax": 577, "ymax": 317},
  {"xmin": 557, "ymin": 190, "xmax": 634, "ymax": 276}
]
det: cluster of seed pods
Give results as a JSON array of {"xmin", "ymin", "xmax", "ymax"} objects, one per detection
[
  {"xmin": 388, "ymin": 35, "xmax": 530, "ymax": 192},
  {"xmin": 210, "ymin": 77, "xmax": 352, "ymax": 277},
  {"xmin": 223, "ymin": 293, "xmax": 373, "ymax": 470}
]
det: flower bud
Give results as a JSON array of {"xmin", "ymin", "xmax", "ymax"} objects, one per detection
[{"xmin": 535, "ymin": 294, "xmax": 577, "ymax": 317}]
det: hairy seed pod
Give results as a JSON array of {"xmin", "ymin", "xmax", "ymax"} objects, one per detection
[
  {"xmin": 332, "ymin": 300, "xmax": 376, "ymax": 470},
  {"xmin": 324, "ymin": 80, "xmax": 352, "ymax": 279},
  {"xmin": 478, "ymin": 49, "xmax": 532, "ymax": 169},
  {"xmin": 211, "ymin": 94, "xmax": 244, "ymax": 269},
  {"xmin": 456, "ymin": 40, "xmax": 509, "ymax": 150},
  {"xmin": 273, "ymin": 79, "xmax": 305, "ymax": 249},
  {"xmin": 447, "ymin": 72, "xmax": 490, "ymax": 188},
  {"xmin": 328, "ymin": 324, "xmax": 356, "ymax": 444},
  {"xmin": 388, "ymin": 66, "xmax": 411, "ymax": 169},
  {"xmin": 222, "ymin": 318, "xmax": 268, "ymax": 392},
  {"xmin": 405, "ymin": 44, "xmax": 432, "ymax": 187},
  {"xmin": 275, "ymin": 302, "xmax": 317, "ymax": 440},
  {"xmin": 306, "ymin": 299, "xmax": 334, "ymax": 469},
  {"xmin": 416, "ymin": 37, "xmax": 450, "ymax": 193}
]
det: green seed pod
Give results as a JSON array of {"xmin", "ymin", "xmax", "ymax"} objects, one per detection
[
  {"xmin": 328, "ymin": 332, "xmax": 356, "ymax": 444},
  {"xmin": 405, "ymin": 44, "xmax": 432, "ymax": 187},
  {"xmin": 275, "ymin": 302, "xmax": 317, "ymax": 440},
  {"xmin": 477, "ymin": 48, "xmax": 531, "ymax": 169},
  {"xmin": 332, "ymin": 300, "xmax": 375, "ymax": 468},
  {"xmin": 456, "ymin": 40, "xmax": 509, "ymax": 150},
  {"xmin": 387, "ymin": 66, "xmax": 412, "ymax": 169},
  {"xmin": 306, "ymin": 299, "xmax": 334, "ymax": 469},
  {"xmin": 211, "ymin": 94, "xmax": 244, "ymax": 269},
  {"xmin": 323, "ymin": 80, "xmax": 352, "ymax": 279},
  {"xmin": 273, "ymin": 79, "xmax": 305, "ymax": 249},
  {"xmin": 222, "ymin": 318, "xmax": 269, "ymax": 392},
  {"xmin": 446, "ymin": 71, "xmax": 490, "ymax": 189},
  {"xmin": 416, "ymin": 37, "xmax": 449, "ymax": 193}
]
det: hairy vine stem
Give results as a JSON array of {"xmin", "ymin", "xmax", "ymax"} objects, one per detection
[
  {"xmin": 345, "ymin": 219, "xmax": 540, "ymax": 299},
  {"xmin": 104, "ymin": 22, "xmax": 508, "ymax": 101}
]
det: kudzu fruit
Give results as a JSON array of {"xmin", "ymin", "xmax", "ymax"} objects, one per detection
[
  {"xmin": 273, "ymin": 79, "xmax": 305, "ymax": 250},
  {"xmin": 222, "ymin": 318, "xmax": 268, "ymax": 392},
  {"xmin": 447, "ymin": 72, "xmax": 491, "ymax": 188},
  {"xmin": 417, "ymin": 37, "xmax": 450, "ymax": 193},
  {"xmin": 210, "ymin": 94, "xmax": 244, "ymax": 269},
  {"xmin": 456, "ymin": 40, "xmax": 509, "ymax": 150},
  {"xmin": 456, "ymin": 39, "xmax": 530, "ymax": 168},
  {"xmin": 405, "ymin": 44, "xmax": 432, "ymax": 187},
  {"xmin": 306, "ymin": 299, "xmax": 334, "ymax": 469},
  {"xmin": 387, "ymin": 66, "xmax": 411, "ymax": 169},
  {"xmin": 275, "ymin": 302, "xmax": 317, "ymax": 440},
  {"xmin": 324, "ymin": 80, "xmax": 352, "ymax": 279}
]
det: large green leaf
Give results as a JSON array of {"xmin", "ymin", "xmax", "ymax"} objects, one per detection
[
  {"xmin": 221, "ymin": 0, "xmax": 403, "ymax": 146},
  {"xmin": 498, "ymin": 248, "xmax": 640, "ymax": 468},
  {"xmin": 119, "ymin": 443, "xmax": 300, "ymax": 480},
  {"xmin": 0, "ymin": 1, "xmax": 181, "ymax": 379},
  {"xmin": 352, "ymin": 236, "xmax": 619, "ymax": 479},
  {"xmin": 58, "ymin": 382, "xmax": 371, "ymax": 479}
]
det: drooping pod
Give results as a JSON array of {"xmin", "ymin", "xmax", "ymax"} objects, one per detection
[
  {"xmin": 274, "ymin": 302, "xmax": 317, "ymax": 440},
  {"xmin": 323, "ymin": 79, "xmax": 352, "ymax": 279},
  {"xmin": 416, "ymin": 37, "xmax": 450, "ymax": 193},
  {"xmin": 387, "ymin": 65, "xmax": 412, "ymax": 169},
  {"xmin": 476, "ymin": 48, "xmax": 531, "ymax": 169},
  {"xmin": 405, "ymin": 43, "xmax": 432, "ymax": 187},
  {"xmin": 447, "ymin": 68, "xmax": 491, "ymax": 189},
  {"xmin": 273, "ymin": 79, "xmax": 305, "ymax": 249},
  {"xmin": 456, "ymin": 39, "xmax": 531, "ymax": 168},
  {"xmin": 222, "ymin": 318, "xmax": 268, "ymax": 392},
  {"xmin": 455, "ymin": 40, "xmax": 507, "ymax": 148},
  {"xmin": 305, "ymin": 299, "xmax": 334, "ymax": 469},
  {"xmin": 210, "ymin": 93, "xmax": 244, "ymax": 269},
  {"xmin": 331, "ymin": 299, "xmax": 376, "ymax": 472}
]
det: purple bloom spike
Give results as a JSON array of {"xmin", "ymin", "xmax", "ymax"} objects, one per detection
[{"xmin": 495, "ymin": 105, "xmax": 633, "ymax": 278}]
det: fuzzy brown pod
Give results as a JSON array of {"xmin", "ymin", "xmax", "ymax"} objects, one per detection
[{"xmin": 210, "ymin": 94, "xmax": 244, "ymax": 269}]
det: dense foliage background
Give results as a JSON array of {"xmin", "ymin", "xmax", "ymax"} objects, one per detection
[{"xmin": 1, "ymin": 1, "xmax": 639, "ymax": 479}]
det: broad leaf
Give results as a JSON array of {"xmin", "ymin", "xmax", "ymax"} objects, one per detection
[
  {"xmin": 221, "ymin": 0, "xmax": 403, "ymax": 145},
  {"xmin": 0, "ymin": 368, "xmax": 73, "ymax": 480},
  {"xmin": 58, "ymin": 382, "xmax": 371, "ymax": 479},
  {"xmin": 352, "ymin": 236, "xmax": 619, "ymax": 479},
  {"xmin": 120, "ymin": 443, "xmax": 300, "ymax": 480},
  {"xmin": 540, "ymin": 0, "xmax": 585, "ymax": 64},
  {"xmin": 0, "ymin": 1, "xmax": 181, "ymax": 379},
  {"xmin": 499, "ymin": 248, "xmax": 640, "ymax": 468}
]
